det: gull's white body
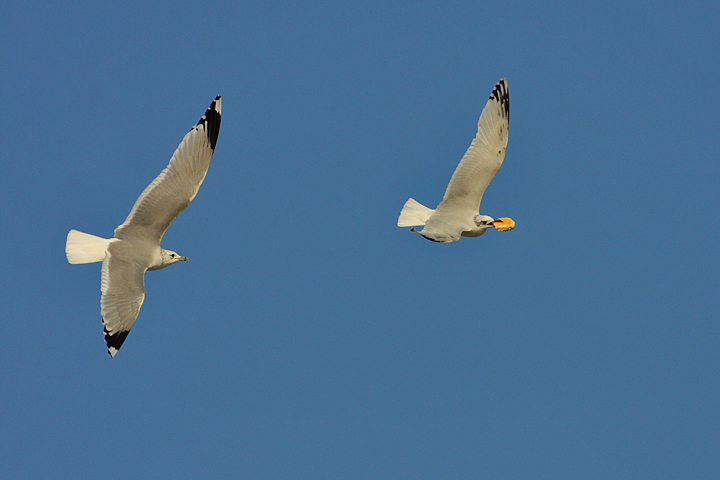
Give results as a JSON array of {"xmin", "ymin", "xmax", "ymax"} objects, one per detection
[
  {"xmin": 398, "ymin": 79, "xmax": 510, "ymax": 243},
  {"xmin": 66, "ymin": 96, "xmax": 222, "ymax": 357}
]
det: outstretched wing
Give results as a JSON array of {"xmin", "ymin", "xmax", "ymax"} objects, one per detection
[
  {"xmin": 114, "ymin": 96, "xmax": 222, "ymax": 243},
  {"xmin": 440, "ymin": 79, "xmax": 509, "ymax": 211},
  {"xmin": 100, "ymin": 245, "xmax": 146, "ymax": 357}
]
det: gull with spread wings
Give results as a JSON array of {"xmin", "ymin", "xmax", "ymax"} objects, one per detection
[
  {"xmin": 66, "ymin": 96, "xmax": 222, "ymax": 357},
  {"xmin": 398, "ymin": 79, "xmax": 515, "ymax": 243}
]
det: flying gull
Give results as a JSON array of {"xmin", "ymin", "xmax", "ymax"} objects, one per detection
[
  {"xmin": 398, "ymin": 79, "xmax": 515, "ymax": 242},
  {"xmin": 66, "ymin": 96, "xmax": 222, "ymax": 357}
]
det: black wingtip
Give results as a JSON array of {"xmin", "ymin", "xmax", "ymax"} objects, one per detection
[
  {"xmin": 196, "ymin": 96, "xmax": 222, "ymax": 150},
  {"xmin": 104, "ymin": 322, "xmax": 130, "ymax": 357},
  {"xmin": 489, "ymin": 78, "xmax": 509, "ymax": 123}
]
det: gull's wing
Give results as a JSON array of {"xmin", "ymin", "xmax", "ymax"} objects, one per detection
[
  {"xmin": 440, "ymin": 79, "xmax": 509, "ymax": 211},
  {"xmin": 100, "ymin": 246, "xmax": 146, "ymax": 357},
  {"xmin": 114, "ymin": 96, "xmax": 222, "ymax": 243}
]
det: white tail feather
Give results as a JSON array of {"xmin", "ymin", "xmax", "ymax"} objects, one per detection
[
  {"xmin": 66, "ymin": 230, "xmax": 111, "ymax": 264},
  {"xmin": 397, "ymin": 198, "xmax": 435, "ymax": 227}
]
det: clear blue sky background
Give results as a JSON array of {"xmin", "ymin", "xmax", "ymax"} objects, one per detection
[{"xmin": 1, "ymin": 1, "xmax": 718, "ymax": 478}]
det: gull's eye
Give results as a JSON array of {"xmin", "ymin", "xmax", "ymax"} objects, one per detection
[{"xmin": 170, "ymin": 254, "xmax": 175, "ymax": 258}]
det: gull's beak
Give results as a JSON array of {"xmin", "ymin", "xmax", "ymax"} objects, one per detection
[{"xmin": 179, "ymin": 256, "xmax": 189, "ymax": 261}]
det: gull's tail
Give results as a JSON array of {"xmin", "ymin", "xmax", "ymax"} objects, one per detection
[
  {"xmin": 66, "ymin": 230, "xmax": 111, "ymax": 264},
  {"xmin": 397, "ymin": 198, "xmax": 435, "ymax": 227}
]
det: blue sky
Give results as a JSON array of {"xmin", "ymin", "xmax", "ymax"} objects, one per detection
[{"xmin": 1, "ymin": 1, "xmax": 719, "ymax": 478}]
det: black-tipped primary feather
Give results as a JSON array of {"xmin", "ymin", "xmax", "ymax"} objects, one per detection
[
  {"xmin": 198, "ymin": 95, "xmax": 222, "ymax": 150},
  {"xmin": 104, "ymin": 323, "xmax": 130, "ymax": 357}
]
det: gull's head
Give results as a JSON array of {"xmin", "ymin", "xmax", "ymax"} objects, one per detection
[
  {"xmin": 474, "ymin": 215, "xmax": 496, "ymax": 230},
  {"xmin": 490, "ymin": 217, "xmax": 516, "ymax": 232},
  {"xmin": 160, "ymin": 249, "xmax": 188, "ymax": 268}
]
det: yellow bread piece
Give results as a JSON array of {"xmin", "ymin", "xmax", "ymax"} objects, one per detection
[{"xmin": 493, "ymin": 217, "xmax": 515, "ymax": 232}]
